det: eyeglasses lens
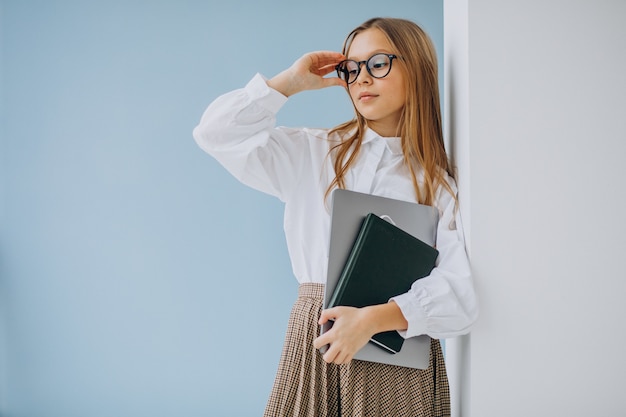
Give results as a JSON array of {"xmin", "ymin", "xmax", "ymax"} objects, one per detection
[
  {"xmin": 337, "ymin": 54, "xmax": 393, "ymax": 84},
  {"xmin": 368, "ymin": 54, "xmax": 392, "ymax": 78}
]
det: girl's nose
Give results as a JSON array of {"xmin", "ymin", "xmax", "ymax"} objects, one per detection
[{"xmin": 355, "ymin": 63, "xmax": 372, "ymax": 85}]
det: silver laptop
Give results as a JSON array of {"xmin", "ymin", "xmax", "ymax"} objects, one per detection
[{"xmin": 321, "ymin": 189, "xmax": 439, "ymax": 369}]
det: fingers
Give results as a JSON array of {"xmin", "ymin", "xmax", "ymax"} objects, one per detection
[
  {"xmin": 322, "ymin": 76, "xmax": 347, "ymax": 89},
  {"xmin": 306, "ymin": 51, "xmax": 346, "ymax": 68},
  {"xmin": 313, "ymin": 331, "xmax": 329, "ymax": 350},
  {"xmin": 298, "ymin": 50, "xmax": 346, "ymax": 83},
  {"xmin": 317, "ymin": 307, "xmax": 337, "ymax": 325},
  {"xmin": 269, "ymin": 51, "xmax": 346, "ymax": 96},
  {"xmin": 323, "ymin": 345, "xmax": 351, "ymax": 365},
  {"xmin": 313, "ymin": 332, "xmax": 353, "ymax": 364},
  {"xmin": 314, "ymin": 307, "xmax": 367, "ymax": 365}
]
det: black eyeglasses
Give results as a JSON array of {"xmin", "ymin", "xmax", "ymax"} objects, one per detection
[{"xmin": 335, "ymin": 53, "xmax": 399, "ymax": 85}]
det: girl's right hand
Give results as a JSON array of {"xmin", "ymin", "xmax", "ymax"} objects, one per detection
[{"xmin": 267, "ymin": 51, "xmax": 347, "ymax": 97}]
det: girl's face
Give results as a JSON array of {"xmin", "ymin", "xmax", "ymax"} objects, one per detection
[{"xmin": 346, "ymin": 28, "xmax": 406, "ymax": 137}]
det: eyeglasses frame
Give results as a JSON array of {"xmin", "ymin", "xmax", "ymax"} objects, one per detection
[{"xmin": 335, "ymin": 53, "xmax": 399, "ymax": 85}]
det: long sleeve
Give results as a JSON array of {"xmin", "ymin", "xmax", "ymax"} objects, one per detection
[
  {"xmin": 192, "ymin": 75, "xmax": 338, "ymax": 284},
  {"xmin": 391, "ymin": 184, "xmax": 479, "ymax": 339},
  {"xmin": 193, "ymin": 73, "xmax": 311, "ymax": 202}
]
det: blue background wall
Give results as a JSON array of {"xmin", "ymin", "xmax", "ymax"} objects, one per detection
[{"xmin": 0, "ymin": 1, "xmax": 442, "ymax": 415}]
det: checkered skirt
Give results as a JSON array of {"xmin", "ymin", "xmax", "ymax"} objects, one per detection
[{"xmin": 263, "ymin": 283, "xmax": 450, "ymax": 417}]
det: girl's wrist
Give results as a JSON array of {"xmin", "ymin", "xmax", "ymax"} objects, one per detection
[
  {"xmin": 267, "ymin": 70, "xmax": 299, "ymax": 97},
  {"xmin": 363, "ymin": 301, "xmax": 409, "ymax": 335}
]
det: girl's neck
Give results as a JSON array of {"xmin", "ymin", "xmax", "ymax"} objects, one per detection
[{"xmin": 367, "ymin": 121, "xmax": 400, "ymax": 138}]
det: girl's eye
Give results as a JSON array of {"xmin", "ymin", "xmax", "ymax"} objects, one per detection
[
  {"xmin": 344, "ymin": 63, "xmax": 359, "ymax": 73},
  {"xmin": 370, "ymin": 59, "xmax": 389, "ymax": 70}
]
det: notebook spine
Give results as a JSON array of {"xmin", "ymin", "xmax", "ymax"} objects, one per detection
[{"xmin": 326, "ymin": 215, "xmax": 372, "ymax": 308}]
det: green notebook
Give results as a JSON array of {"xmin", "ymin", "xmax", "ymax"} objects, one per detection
[{"xmin": 326, "ymin": 212, "xmax": 439, "ymax": 354}]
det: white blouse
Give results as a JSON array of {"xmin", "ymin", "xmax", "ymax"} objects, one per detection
[{"xmin": 193, "ymin": 74, "xmax": 478, "ymax": 339}]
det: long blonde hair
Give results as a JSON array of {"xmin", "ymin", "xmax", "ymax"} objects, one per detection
[{"xmin": 326, "ymin": 17, "xmax": 455, "ymax": 207}]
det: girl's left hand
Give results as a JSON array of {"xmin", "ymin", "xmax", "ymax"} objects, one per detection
[{"xmin": 313, "ymin": 306, "xmax": 376, "ymax": 364}]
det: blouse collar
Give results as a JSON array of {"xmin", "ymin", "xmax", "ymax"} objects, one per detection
[{"xmin": 362, "ymin": 128, "xmax": 403, "ymax": 156}]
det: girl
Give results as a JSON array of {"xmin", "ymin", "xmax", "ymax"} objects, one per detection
[{"xmin": 193, "ymin": 17, "xmax": 478, "ymax": 417}]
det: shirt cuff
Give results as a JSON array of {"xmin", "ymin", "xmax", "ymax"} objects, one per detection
[
  {"xmin": 246, "ymin": 73, "xmax": 288, "ymax": 114},
  {"xmin": 391, "ymin": 291, "xmax": 428, "ymax": 339}
]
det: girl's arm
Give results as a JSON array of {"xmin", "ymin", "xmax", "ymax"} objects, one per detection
[
  {"xmin": 390, "ymin": 186, "xmax": 478, "ymax": 339},
  {"xmin": 192, "ymin": 52, "xmax": 346, "ymax": 200},
  {"xmin": 267, "ymin": 51, "xmax": 346, "ymax": 97},
  {"xmin": 314, "ymin": 184, "xmax": 479, "ymax": 364}
]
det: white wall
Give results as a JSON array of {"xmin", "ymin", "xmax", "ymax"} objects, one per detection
[
  {"xmin": 443, "ymin": 1, "xmax": 472, "ymax": 416},
  {"xmin": 446, "ymin": 0, "xmax": 626, "ymax": 415}
]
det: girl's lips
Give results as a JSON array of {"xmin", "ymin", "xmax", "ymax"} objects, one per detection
[{"xmin": 359, "ymin": 92, "xmax": 378, "ymax": 101}]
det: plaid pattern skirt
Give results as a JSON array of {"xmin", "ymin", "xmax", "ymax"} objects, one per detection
[{"xmin": 264, "ymin": 283, "xmax": 450, "ymax": 417}]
